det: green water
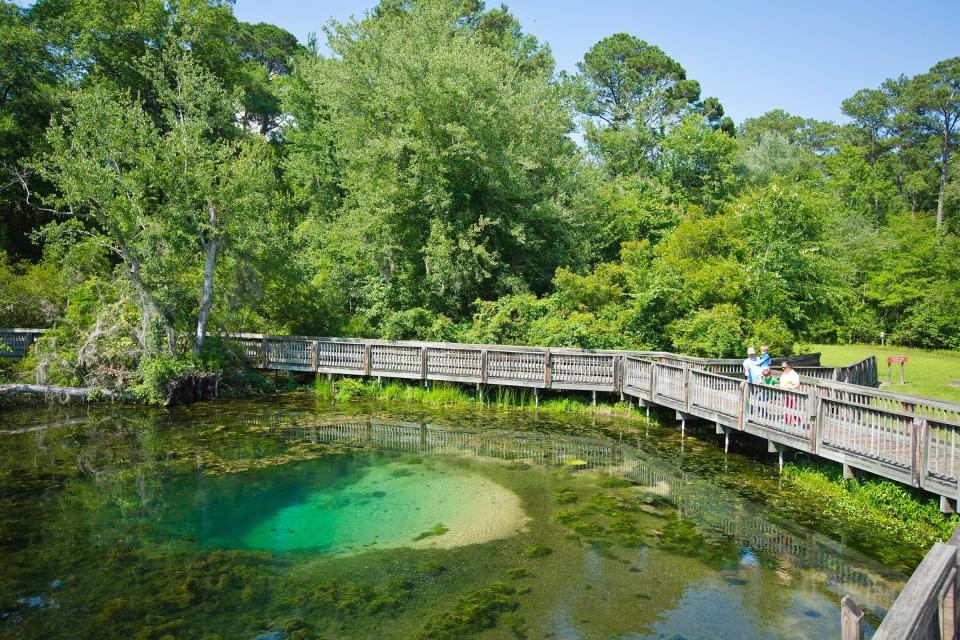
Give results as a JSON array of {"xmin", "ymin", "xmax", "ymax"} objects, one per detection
[
  {"xmin": 0, "ymin": 394, "xmax": 909, "ymax": 639},
  {"xmin": 233, "ymin": 461, "xmax": 524, "ymax": 553}
]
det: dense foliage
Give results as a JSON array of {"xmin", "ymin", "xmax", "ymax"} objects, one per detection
[{"xmin": 1, "ymin": 0, "xmax": 958, "ymax": 397}]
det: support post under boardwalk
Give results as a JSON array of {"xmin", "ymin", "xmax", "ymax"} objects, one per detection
[
  {"xmin": 768, "ymin": 440, "xmax": 785, "ymax": 473},
  {"xmin": 676, "ymin": 411, "xmax": 688, "ymax": 438},
  {"xmin": 714, "ymin": 422, "xmax": 730, "ymax": 451},
  {"xmin": 534, "ymin": 388, "xmax": 539, "ymax": 408},
  {"xmin": 840, "ymin": 596, "xmax": 864, "ymax": 640}
]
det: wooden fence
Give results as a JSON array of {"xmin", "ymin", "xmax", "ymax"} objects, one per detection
[
  {"xmin": 217, "ymin": 333, "xmax": 959, "ymax": 497},
  {"xmin": 0, "ymin": 328, "xmax": 45, "ymax": 359},
  {"xmin": 843, "ymin": 527, "xmax": 960, "ymax": 640}
]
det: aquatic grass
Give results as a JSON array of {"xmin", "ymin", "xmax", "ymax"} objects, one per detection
[
  {"xmin": 311, "ymin": 376, "xmax": 652, "ymax": 422},
  {"xmin": 413, "ymin": 582, "xmax": 519, "ymax": 640},
  {"xmin": 521, "ymin": 544, "xmax": 552, "ymax": 558},
  {"xmin": 782, "ymin": 461, "xmax": 960, "ymax": 552},
  {"xmin": 412, "ymin": 523, "xmax": 449, "ymax": 541}
]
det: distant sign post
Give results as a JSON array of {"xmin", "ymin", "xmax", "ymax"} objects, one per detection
[{"xmin": 887, "ymin": 356, "xmax": 907, "ymax": 384}]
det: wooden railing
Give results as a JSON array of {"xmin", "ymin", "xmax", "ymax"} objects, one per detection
[
  {"xmin": 0, "ymin": 328, "xmax": 45, "ymax": 359},
  {"xmin": 218, "ymin": 333, "xmax": 960, "ymax": 502},
  {"xmin": 843, "ymin": 527, "xmax": 960, "ymax": 640}
]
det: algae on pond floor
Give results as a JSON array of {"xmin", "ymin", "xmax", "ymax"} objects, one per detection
[{"xmin": 0, "ymin": 395, "xmax": 910, "ymax": 640}]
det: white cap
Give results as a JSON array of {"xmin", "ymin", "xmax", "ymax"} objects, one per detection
[{"xmin": 747, "ymin": 347, "xmax": 756, "ymax": 355}]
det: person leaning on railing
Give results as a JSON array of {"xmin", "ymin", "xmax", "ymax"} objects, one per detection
[{"xmin": 778, "ymin": 360, "xmax": 801, "ymax": 424}]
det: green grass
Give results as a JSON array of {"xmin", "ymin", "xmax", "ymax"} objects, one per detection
[
  {"xmin": 313, "ymin": 376, "xmax": 648, "ymax": 418},
  {"xmin": 782, "ymin": 461, "xmax": 959, "ymax": 566},
  {"xmin": 811, "ymin": 343, "xmax": 960, "ymax": 403}
]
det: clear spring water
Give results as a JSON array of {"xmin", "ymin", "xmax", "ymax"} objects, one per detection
[{"xmin": 0, "ymin": 394, "xmax": 908, "ymax": 640}]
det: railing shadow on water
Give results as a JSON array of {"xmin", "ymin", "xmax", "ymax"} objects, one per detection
[{"xmin": 240, "ymin": 413, "xmax": 906, "ymax": 624}]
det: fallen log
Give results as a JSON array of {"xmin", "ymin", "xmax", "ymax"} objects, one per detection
[{"xmin": 0, "ymin": 384, "xmax": 134, "ymax": 401}]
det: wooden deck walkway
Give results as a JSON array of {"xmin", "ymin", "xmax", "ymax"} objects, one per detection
[{"xmin": 209, "ymin": 332, "xmax": 959, "ymax": 503}]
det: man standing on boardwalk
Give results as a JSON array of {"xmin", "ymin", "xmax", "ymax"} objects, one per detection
[{"xmin": 743, "ymin": 347, "xmax": 764, "ymax": 383}]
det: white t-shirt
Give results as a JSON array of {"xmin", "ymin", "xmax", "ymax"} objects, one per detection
[
  {"xmin": 743, "ymin": 357, "xmax": 764, "ymax": 383},
  {"xmin": 779, "ymin": 369, "xmax": 801, "ymax": 390}
]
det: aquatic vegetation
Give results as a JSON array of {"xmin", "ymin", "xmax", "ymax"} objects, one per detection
[
  {"xmin": 781, "ymin": 461, "xmax": 960, "ymax": 565},
  {"xmin": 413, "ymin": 582, "xmax": 520, "ymax": 640},
  {"xmin": 412, "ymin": 523, "xmax": 450, "ymax": 541},
  {"xmin": 596, "ymin": 475, "xmax": 633, "ymax": 488},
  {"xmin": 658, "ymin": 517, "xmax": 740, "ymax": 569},
  {"xmin": 310, "ymin": 376, "xmax": 651, "ymax": 420},
  {"xmin": 554, "ymin": 489, "xmax": 578, "ymax": 504},
  {"xmin": 521, "ymin": 544, "xmax": 552, "ymax": 558},
  {"xmin": 505, "ymin": 567, "xmax": 532, "ymax": 579}
]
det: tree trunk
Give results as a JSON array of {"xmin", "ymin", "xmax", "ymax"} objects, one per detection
[
  {"xmin": 193, "ymin": 202, "xmax": 220, "ymax": 356},
  {"xmin": 0, "ymin": 384, "xmax": 134, "ymax": 401},
  {"xmin": 937, "ymin": 127, "xmax": 949, "ymax": 229},
  {"xmin": 127, "ymin": 255, "xmax": 176, "ymax": 354}
]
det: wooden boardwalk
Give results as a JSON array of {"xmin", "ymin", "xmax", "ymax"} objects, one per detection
[{"xmin": 210, "ymin": 332, "xmax": 960, "ymax": 504}]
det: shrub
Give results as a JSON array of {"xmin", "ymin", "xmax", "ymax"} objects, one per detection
[{"xmin": 668, "ymin": 304, "xmax": 745, "ymax": 358}]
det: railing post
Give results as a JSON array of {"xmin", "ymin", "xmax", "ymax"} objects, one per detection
[
  {"xmin": 683, "ymin": 363, "xmax": 691, "ymax": 412},
  {"xmin": 481, "ymin": 349, "xmax": 488, "ymax": 384},
  {"xmin": 840, "ymin": 596, "xmax": 864, "ymax": 640},
  {"xmin": 807, "ymin": 388, "xmax": 819, "ymax": 453},
  {"xmin": 311, "ymin": 340, "xmax": 318, "ymax": 371},
  {"xmin": 544, "ymin": 349, "xmax": 551, "ymax": 389},
  {"xmin": 739, "ymin": 381, "xmax": 750, "ymax": 430},
  {"xmin": 261, "ymin": 336, "xmax": 269, "ymax": 368},
  {"xmin": 421, "ymin": 346, "xmax": 428, "ymax": 382},
  {"xmin": 810, "ymin": 392, "xmax": 824, "ymax": 454},
  {"xmin": 650, "ymin": 363, "xmax": 658, "ymax": 402},
  {"xmin": 911, "ymin": 417, "xmax": 929, "ymax": 488},
  {"xmin": 364, "ymin": 343, "xmax": 372, "ymax": 376},
  {"xmin": 939, "ymin": 567, "xmax": 957, "ymax": 640}
]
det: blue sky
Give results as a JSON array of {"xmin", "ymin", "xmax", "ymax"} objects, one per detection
[{"xmin": 233, "ymin": 0, "xmax": 956, "ymax": 125}]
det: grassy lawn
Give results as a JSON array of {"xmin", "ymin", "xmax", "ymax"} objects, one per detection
[{"xmin": 811, "ymin": 343, "xmax": 960, "ymax": 403}]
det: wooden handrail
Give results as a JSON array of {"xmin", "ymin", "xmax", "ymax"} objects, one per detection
[{"xmin": 845, "ymin": 525, "xmax": 960, "ymax": 640}]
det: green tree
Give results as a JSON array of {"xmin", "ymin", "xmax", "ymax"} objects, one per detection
[
  {"xmin": 738, "ymin": 109, "xmax": 837, "ymax": 154},
  {"xmin": 0, "ymin": 1, "xmax": 62, "ymax": 257},
  {"xmin": 38, "ymin": 50, "xmax": 276, "ymax": 355},
  {"xmin": 659, "ymin": 115, "xmax": 740, "ymax": 211},
  {"xmin": 571, "ymin": 33, "xmax": 727, "ymax": 176},
  {"xmin": 907, "ymin": 58, "xmax": 960, "ymax": 229},
  {"xmin": 284, "ymin": 0, "xmax": 583, "ymax": 323},
  {"xmin": 235, "ymin": 21, "xmax": 305, "ymax": 136}
]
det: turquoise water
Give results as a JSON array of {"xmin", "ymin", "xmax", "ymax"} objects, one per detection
[
  {"xmin": 233, "ymin": 460, "xmax": 525, "ymax": 553},
  {"xmin": 0, "ymin": 395, "xmax": 907, "ymax": 639}
]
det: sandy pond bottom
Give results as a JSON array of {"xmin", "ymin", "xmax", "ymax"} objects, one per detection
[
  {"xmin": 235, "ymin": 461, "xmax": 529, "ymax": 553},
  {"xmin": 0, "ymin": 399, "xmax": 909, "ymax": 640}
]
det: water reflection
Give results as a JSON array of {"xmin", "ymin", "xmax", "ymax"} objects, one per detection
[
  {"xmin": 0, "ymin": 400, "xmax": 909, "ymax": 639},
  {"xmin": 246, "ymin": 414, "xmax": 903, "ymax": 617}
]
